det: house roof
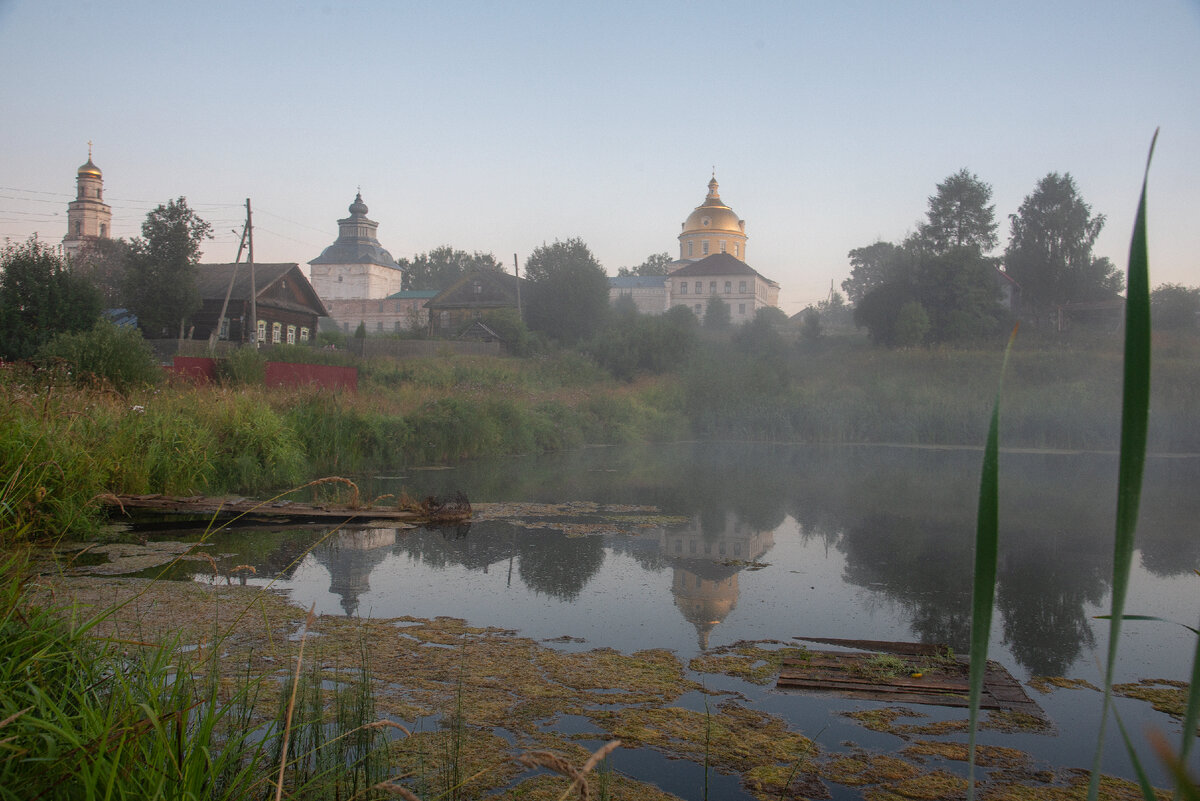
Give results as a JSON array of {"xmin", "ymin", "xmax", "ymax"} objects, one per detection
[
  {"xmin": 426, "ymin": 269, "xmax": 525, "ymax": 310},
  {"xmin": 387, "ymin": 289, "xmax": 440, "ymax": 300},
  {"xmin": 609, "ymin": 275, "xmax": 667, "ymax": 289},
  {"xmin": 197, "ymin": 263, "xmax": 329, "ymax": 317},
  {"xmin": 668, "ymin": 253, "xmax": 778, "ymax": 286}
]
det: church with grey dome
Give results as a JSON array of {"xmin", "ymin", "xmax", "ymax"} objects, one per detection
[{"xmin": 308, "ymin": 192, "xmax": 405, "ymax": 301}]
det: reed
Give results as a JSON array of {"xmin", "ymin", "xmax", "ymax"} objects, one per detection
[{"xmin": 965, "ymin": 132, "xmax": 1195, "ymax": 800}]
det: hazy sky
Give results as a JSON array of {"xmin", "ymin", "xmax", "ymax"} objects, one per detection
[{"xmin": 2, "ymin": 1, "xmax": 1197, "ymax": 312}]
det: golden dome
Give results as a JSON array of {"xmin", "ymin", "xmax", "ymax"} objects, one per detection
[
  {"xmin": 77, "ymin": 158, "xmax": 102, "ymax": 178},
  {"xmin": 681, "ymin": 176, "xmax": 743, "ymax": 235}
]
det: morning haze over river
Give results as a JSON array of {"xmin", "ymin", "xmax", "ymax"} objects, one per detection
[{"xmin": 134, "ymin": 440, "xmax": 1200, "ymax": 792}]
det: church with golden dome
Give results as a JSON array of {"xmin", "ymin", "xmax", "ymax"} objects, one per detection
[
  {"xmin": 667, "ymin": 174, "xmax": 779, "ymax": 323},
  {"xmin": 610, "ymin": 174, "xmax": 780, "ymax": 321},
  {"xmin": 62, "ymin": 145, "xmax": 112, "ymax": 259}
]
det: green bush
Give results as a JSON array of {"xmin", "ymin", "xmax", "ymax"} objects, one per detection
[
  {"xmin": 36, "ymin": 320, "xmax": 160, "ymax": 392},
  {"xmin": 216, "ymin": 345, "xmax": 266, "ymax": 385}
]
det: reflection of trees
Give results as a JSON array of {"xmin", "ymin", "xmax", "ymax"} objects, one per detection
[
  {"xmin": 838, "ymin": 514, "xmax": 975, "ymax": 649},
  {"xmin": 517, "ymin": 528, "xmax": 605, "ymax": 601},
  {"xmin": 1137, "ymin": 459, "xmax": 1200, "ymax": 577},
  {"xmin": 995, "ymin": 534, "xmax": 1103, "ymax": 676}
]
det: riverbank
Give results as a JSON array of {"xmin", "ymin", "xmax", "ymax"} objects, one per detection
[{"xmin": 4, "ymin": 336, "xmax": 1198, "ymax": 543}]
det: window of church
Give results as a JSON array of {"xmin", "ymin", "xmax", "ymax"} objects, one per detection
[
  {"xmin": 100, "ymin": 224, "xmax": 106, "ymax": 237},
  {"xmin": 687, "ymin": 241, "xmax": 693, "ymax": 257},
  {"xmin": 734, "ymin": 244, "xmax": 739, "ymax": 258},
  {"xmin": 702, "ymin": 240, "xmax": 709, "ymax": 255},
  {"xmin": 74, "ymin": 221, "xmax": 81, "ymax": 235},
  {"xmin": 720, "ymin": 241, "xmax": 726, "ymax": 253}
]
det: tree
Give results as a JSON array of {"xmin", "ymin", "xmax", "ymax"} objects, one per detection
[
  {"xmin": 846, "ymin": 170, "xmax": 1005, "ymax": 346},
  {"xmin": 704, "ymin": 295, "xmax": 731, "ymax": 330},
  {"xmin": 893, "ymin": 301, "xmax": 931, "ymax": 346},
  {"xmin": 1004, "ymin": 173, "xmax": 1119, "ymax": 321},
  {"xmin": 404, "ymin": 246, "xmax": 504, "ymax": 291},
  {"xmin": 71, "ymin": 237, "xmax": 132, "ymax": 308},
  {"xmin": 917, "ymin": 168, "xmax": 999, "ymax": 255},
  {"xmin": 0, "ymin": 236, "xmax": 102, "ymax": 360},
  {"xmin": 618, "ymin": 252, "xmax": 672, "ymax": 277},
  {"xmin": 853, "ymin": 280, "xmax": 914, "ymax": 346},
  {"xmin": 523, "ymin": 238, "xmax": 610, "ymax": 344},
  {"xmin": 124, "ymin": 197, "xmax": 212, "ymax": 337},
  {"xmin": 843, "ymin": 241, "xmax": 904, "ymax": 305},
  {"xmin": 799, "ymin": 307, "xmax": 821, "ymax": 342},
  {"xmin": 1151, "ymin": 283, "xmax": 1200, "ymax": 330}
]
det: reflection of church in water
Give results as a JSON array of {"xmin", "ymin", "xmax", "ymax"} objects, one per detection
[
  {"xmin": 309, "ymin": 514, "xmax": 774, "ymax": 650},
  {"xmin": 311, "ymin": 528, "xmax": 400, "ymax": 616},
  {"xmin": 660, "ymin": 512, "xmax": 774, "ymax": 650}
]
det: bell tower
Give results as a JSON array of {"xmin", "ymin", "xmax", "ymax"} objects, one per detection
[{"xmin": 63, "ymin": 143, "xmax": 113, "ymax": 259}]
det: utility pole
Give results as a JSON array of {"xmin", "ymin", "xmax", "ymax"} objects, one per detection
[
  {"xmin": 210, "ymin": 218, "xmax": 249, "ymax": 350},
  {"xmin": 247, "ymin": 199, "xmax": 257, "ymax": 347}
]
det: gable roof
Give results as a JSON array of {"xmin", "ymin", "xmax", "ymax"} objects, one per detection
[
  {"xmin": 668, "ymin": 253, "xmax": 778, "ymax": 286},
  {"xmin": 609, "ymin": 275, "xmax": 667, "ymax": 289},
  {"xmin": 426, "ymin": 269, "xmax": 526, "ymax": 310},
  {"xmin": 197, "ymin": 263, "xmax": 329, "ymax": 317}
]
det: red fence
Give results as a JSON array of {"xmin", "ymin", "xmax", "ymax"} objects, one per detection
[
  {"xmin": 264, "ymin": 361, "xmax": 357, "ymax": 391},
  {"xmin": 167, "ymin": 357, "xmax": 357, "ymax": 391}
]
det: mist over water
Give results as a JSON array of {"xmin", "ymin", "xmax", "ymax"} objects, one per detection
[{"xmin": 151, "ymin": 442, "xmax": 1200, "ymax": 683}]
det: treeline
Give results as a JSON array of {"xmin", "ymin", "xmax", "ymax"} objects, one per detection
[{"xmin": 833, "ymin": 168, "xmax": 1200, "ymax": 347}]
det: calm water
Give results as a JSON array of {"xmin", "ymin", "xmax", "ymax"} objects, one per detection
[{"xmin": 136, "ymin": 442, "xmax": 1200, "ymax": 790}]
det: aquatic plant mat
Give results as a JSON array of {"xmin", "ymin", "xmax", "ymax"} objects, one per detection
[
  {"xmin": 780, "ymin": 637, "xmax": 1045, "ymax": 719},
  {"xmin": 25, "ymin": 572, "xmax": 1182, "ymax": 800}
]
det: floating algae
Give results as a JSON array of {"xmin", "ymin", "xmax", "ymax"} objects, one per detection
[{"xmin": 689, "ymin": 640, "xmax": 809, "ymax": 685}]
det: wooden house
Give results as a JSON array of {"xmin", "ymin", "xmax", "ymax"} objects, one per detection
[
  {"xmin": 424, "ymin": 269, "xmax": 525, "ymax": 338},
  {"xmin": 192, "ymin": 263, "xmax": 328, "ymax": 345}
]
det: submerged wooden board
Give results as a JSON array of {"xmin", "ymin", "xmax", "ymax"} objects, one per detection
[
  {"xmin": 102, "ymin": 493, "xmax": 470, "ymax": 524},
  {"xmin": 777, "ymin": 639, "xmax": 1044, "ymax": 717}
]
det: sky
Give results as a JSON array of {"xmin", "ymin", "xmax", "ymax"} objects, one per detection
[{"xmin": 1, "ymin": 0, "xmax": 1197, "ymax": 313}]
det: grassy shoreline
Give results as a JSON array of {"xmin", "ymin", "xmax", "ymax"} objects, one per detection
[{"xmin": 4, "ymin": 337, "xmax": 1198, "ymax": 543}]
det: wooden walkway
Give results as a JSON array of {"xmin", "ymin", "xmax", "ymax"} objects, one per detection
[
  {"xmin": 776, "ymin": 637, "xmax": 1043, "ymax": 717},
  {"xmin": 101, "ymin": 494, "xmax": 471, "ymax": 525}
]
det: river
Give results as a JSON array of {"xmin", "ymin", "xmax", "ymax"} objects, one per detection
[{"xmin": 128, "ymin": 442, "xmax": 1200, "ymax": 794}]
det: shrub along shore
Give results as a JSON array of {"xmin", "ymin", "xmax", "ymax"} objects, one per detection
[{"xmin": 3, "ymin": 334, "xmax": 1199, "ymax": 543}]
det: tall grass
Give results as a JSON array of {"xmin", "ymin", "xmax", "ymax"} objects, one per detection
[
  {"xmin": 965, "ymin": 132, "xmax": 1194, "ymax": 800},
  {"xmin": 0, "ymin": 553, "xmax": 276, "ymax": 800}
]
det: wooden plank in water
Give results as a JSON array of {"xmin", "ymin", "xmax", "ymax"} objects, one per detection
[
  {"xmin": 101, "ymin": 493, "xmax": 470, "ymax": 524},
  {"xmin": 776, "ymin": 644, "xmax": 1043, "ymax": 718}
]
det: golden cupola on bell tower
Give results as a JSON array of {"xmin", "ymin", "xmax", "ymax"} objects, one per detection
[
  {"xmin": 63, "ymin": 143, "xmax": 113, "ymax": 259},
  {"xmin": 678, "ymin": 173, "xmax": 747, "ymax": 263}
]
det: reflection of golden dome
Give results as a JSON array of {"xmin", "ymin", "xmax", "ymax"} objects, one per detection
[
  {"xmin": 681, "ymin": 176, "xmax": 743, "ymax": 235},
  {"xmin": 673, "ymin": 569, "xmax": 739, "ymax": 650},
  {"xmin": 77, "ymin": 159, "xmax": 102, "ymax": 177}
]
